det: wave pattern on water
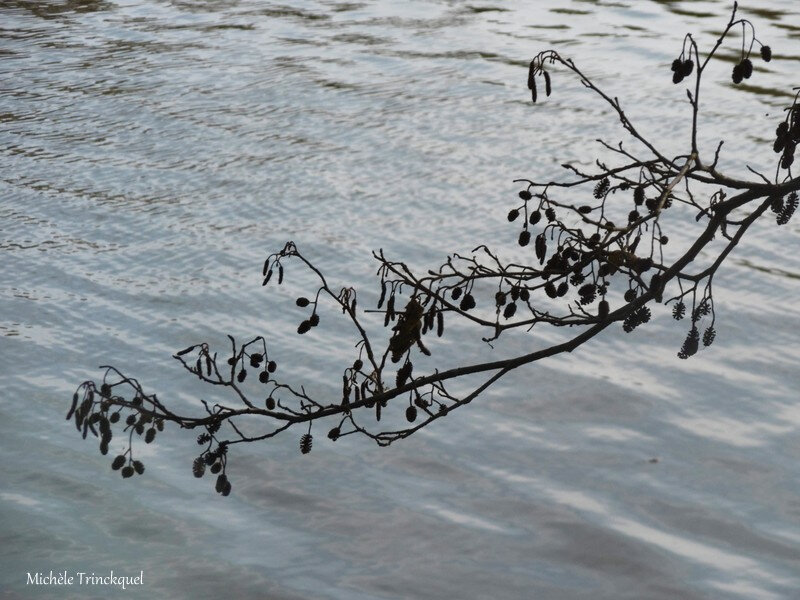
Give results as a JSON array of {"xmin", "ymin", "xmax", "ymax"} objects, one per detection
[{"xmin": 1, "ymin": 1, "xmax": 800, "ymax": 598}]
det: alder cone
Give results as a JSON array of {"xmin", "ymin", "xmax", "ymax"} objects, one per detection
[{"xmin": 300, "ymin": 433, "xmax": 313, "ymax": 454}]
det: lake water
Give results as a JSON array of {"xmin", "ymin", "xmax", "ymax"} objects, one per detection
[{"xmin": 2, "ymin": 0, "xmax": 800, "ymax": 598}]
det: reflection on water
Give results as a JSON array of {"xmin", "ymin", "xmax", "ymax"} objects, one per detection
[{"xmin": 2, "ymin": 0, "xmax": 800, "ymax": 598}]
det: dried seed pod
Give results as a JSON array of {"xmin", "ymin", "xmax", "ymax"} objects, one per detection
[
  {"xmin": 192, "ymin": 457, "xmax": 206, "ymax": 477},
  {"xmin": 210, "ymin": 462, "xmax": 222, "ymax": 474},
  {"xmin": 503, "ymin": 302, "xmax": 517, "ymax": 319},
  {"xmin": 543, "ymin": 70, "xmax": 551, "ymax": 96},
  {"xmin": 518, "ymin": 230, "xmax": 531, "ymax": 247},
  {"xmin": 222, "ymin": 480, "xmax": 232, "ymax": 497},
  {"xmin": 126, "ymin": 414, "xmax": 136, "ymax": 426},
  {"xmin": 598, "ymin": 263, "xmax": 613, "ymax": 278},
  {"xmin": 633, "ymin": 257, "xmax": 653, "ymax": 273},
  {"xmin": 761, "ymin": 45, "xmax": 772, "ymax": 62},
  {"xmin": 535, "ymin": 234, "xmax": 547, "ymax": 264},
  {"xmin": 578, "ymin": 283, "xmax": 596, "ymax": 299},
  {"xmin": 702, "ymin": 326, "xmax": 716, "ymax": 347},
  {"xmin": 406, "ymin": 406, "xmax": 418, "ymax": 423},
  {"xmin": 66, "ymin": 392, "xmax": 80, "ymax": 421},
  {"xmin": 145, "ymin": 428, "xmax": 156, "ymax": 444},
  {"xmin": 342, "ymin": 375, "xmax": 351, "ymax": 404},
  {"xmin": 451, "ymin": 287, "xmax": 462, "ymax": 300},
  {"xmin": 259, "ymin": 371, "xmax": 268, "ymax": 384},
  {"xmin": 377, "ymin": 281, "xmax": 387, "ymax": 309},
  {"xmin": 578, "ymin": 205, "xmax": 593, "ymax": 214},
  {"xmin": 309, "ymin": 313, "xmax": 320, "ymax": 327},
  {"xmin": 296, "ymin": 297, "xmax": 310, "ymax": 307},
  {"xmin": 622, "ymin": 306, "xmax": 650, "ymax": 333},
  {"xmin": 556, "ymin": 281, "xmax": 569, "ymax": 297},
  {"xmin": 508, "ymin": 209, "xmax": 520, "ymax": 222},
  {"xmin": 624, "ymin": 289, "xmax": 637, "ymax": 303},
  {"xmin": 495, "ymin": 291, "xmax": 507, "ymax": 307},
  {"xmin": 633, "ymin": 186, "xmax": 645, "ymax": 206},
  {"xmin": 681, "ymin": 59, "xmax": 694, "ymax": 77},
  {"xmin": 265, "ymin": 397, "xmax": 276, "ymax": 410},
  {"xmin": 436, "ymin": 311, "xmax": 444, "ymax": 337},
  {"xmin": 328, "ymin": 427, "xmax": 341, "ymax": 441},
  {"xmin": 670, "ymin": 58, "xmax": 682, "ymax": 72},
  {"xmin": 396, "ymin": 361, "xmax": 413, "ymax": 387},
  {"xmin": 778, "ymin": 192, "xmax": 798, "ymax": 225},
  {"xmin": 527, "ymin": 59, "xmax": 536, "ymax": 89},
  {"xmin": 297, "ymin": 320, "xmax": 312, "ymax": 335},
  {"xmin": 678, "ymin": 327, "xmax": 700, "ymax": 359},
  {"xmin": 741, "ymin": 57, "xmax": 753, "ymax": 79},
  {"xmin": 353, "ymin": 359, "xmax": 364, "ymax": 371},
  {"xmin": 132, "ymin": 460, "xmax": 145, "ymax": 475},
  {"xmin": 545, "ymin": 207, "xmax": 556, "ymax": 222},
  {"xmin": 237, "ymin": 369, "xmax": 247, "ymax": 383},
  {"xmin": 791, "ymin": 116, "xmax": 800, "ymax": 141},
  {"xmin": 770, "ymin": 195, "xmax": 784, "ymax": 214},
  {"xmin": 781, "ymin": 142, "xmax": 795, "ymax": 169},
  {"xmin": 628, "ymin": 210, "xmax": 640, "ymax": 223},
  {"xmin": 774, "ymin": 134, "xmax": 786, "ymax": 154},
  {"xmin": 176, "ymin": 345, "xmax": 196, "ymax": 357},
  {"xmin": 109, "ymin": 412, "xmax": 120, "ymax": 423},
  {"xmin": 672, "ymin": 301, "xmax": 686, "ymax": 320},
  {"xmin": 593, "ymin": 177, "xmax": 610, "ymax": 199},
  {"xmin": 300, "ymin": 433, "xmax": 313, "ymax": 454},
  {"xmin": 112, "ymin": 455, "xmax": 126, "ymax": 471},
  {"xmin": 672, "ymin": 70, "xmax": 684, "ymax": 84},
  {"xmin": 215, "ymin": 473, "xmax": 228, "ymax": 493},
  {"xmin": 732, "ymin": 63, "xmax": 744, "ymax": 84},
  {"xmin": 519, "ymin": 190, "xmax": 532, "ymax": 200},
  {"xmin": 529, "ymin": 210, "xmax": 541, "ymax": 225},
  {"xmin": 544, "ymin": 282, "xmax": 557, "ymax": 298},
  {"xmin": 598, "ymin": 299, "xmax": 609, "ymax": 320},
  {"xmin": 519, "ymin": 288, "xmax": 530, "ymax": 302},
  {"xmin": 121, "ymin": 466, "xmax": 134, "ymax": 479},
  {"xmin": 459, "ymin": 293, "xmax": 476, "ymax": 311}
]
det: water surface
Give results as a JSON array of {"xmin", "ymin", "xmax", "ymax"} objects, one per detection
[{"xmin": 2, "ymin": 0, "xmax": 800, "ymax": 598}]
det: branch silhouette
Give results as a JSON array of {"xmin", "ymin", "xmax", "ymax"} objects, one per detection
[{"xmin": 67, "ymin": 4, "xmax": 800, "ymax": 497}]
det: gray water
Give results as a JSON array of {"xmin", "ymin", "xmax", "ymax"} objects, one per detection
[{"xmin": 2, "ymin": 0, "xmax": 800, "ymax": 598}]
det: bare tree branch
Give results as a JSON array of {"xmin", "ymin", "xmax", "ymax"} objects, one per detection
[{"xmin": 66, "ymin": 4, "xmax": 800, "ymax": 497}]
